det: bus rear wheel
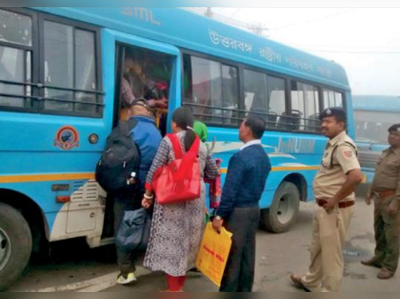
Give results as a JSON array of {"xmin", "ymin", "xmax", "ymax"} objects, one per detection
[
  {"xmin": 260, "ymin": 182, "xmax": 300, "ymax": 234},
  {"xmin": 0, "ymin": 203, "xmax": 32, "ymax": 291}
]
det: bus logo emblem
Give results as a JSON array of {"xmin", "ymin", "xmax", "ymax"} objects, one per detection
[
  {"xmin": 54, "ymin": 126, "xmax": 80, "ymax": 150},
  {"xmin": 122, "ymin": 8, "xmax": 161, "ymax": 26}
]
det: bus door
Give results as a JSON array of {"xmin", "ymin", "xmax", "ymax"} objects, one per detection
[{"xmin": 100, "ymin": 29, "xmax": 181, "ymax": 238}]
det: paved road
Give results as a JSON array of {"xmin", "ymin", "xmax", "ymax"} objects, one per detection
[{"xmin": 7, "ymin": 200, "xmax": 400, "ymax": 292}]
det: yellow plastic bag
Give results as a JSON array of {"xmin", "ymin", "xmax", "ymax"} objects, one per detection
[{"xmin": 196, "ymin": 222, "xmax": 233, "ymax": 287}]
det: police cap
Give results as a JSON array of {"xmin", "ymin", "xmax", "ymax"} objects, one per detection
[
  {"xmin": 319, "ymin": 107, "xmax": 347, "ymax": 121},
  {"xmin": 388, "ymin": 124, "xmax": 400, "ymax": 133}
]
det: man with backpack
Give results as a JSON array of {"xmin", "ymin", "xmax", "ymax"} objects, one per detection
[
  {"xmin": 117, "ymin": 99, "xmax": 162, "ymax": 285},
  {"xmin": 97, "ymin": 98, "xmax": 162, "ymax": 285}
]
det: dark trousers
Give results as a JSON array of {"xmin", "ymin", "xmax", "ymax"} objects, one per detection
[
  {"xmin": 373, "ymin": 195, "xmax": 400, "ymax": 274},
  {"xmin": 220, "ymin": 206, "xmax": 260, "ymax": 292},
  {"xmin": 114, "ymin": 189, "xmax": 143, "ymax": 275}
]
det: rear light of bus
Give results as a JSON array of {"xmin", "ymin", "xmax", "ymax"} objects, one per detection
[{"xmin": 56, "ymin": 196, "xmax": 71, "ymax": 203}]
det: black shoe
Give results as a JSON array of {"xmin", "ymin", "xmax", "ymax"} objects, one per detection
[{"xmin": 361, "ymin": 258, "xmax": 382, "ymax": 269}]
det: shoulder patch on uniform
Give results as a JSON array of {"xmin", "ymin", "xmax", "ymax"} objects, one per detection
[{"xmin": 344, "ymin": 150, "xmax": 354, "ymax": 158}]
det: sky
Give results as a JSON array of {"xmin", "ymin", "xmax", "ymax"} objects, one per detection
[{"xmin": 211, "ymin": 8, "xmax": 400, "ymax": 96}]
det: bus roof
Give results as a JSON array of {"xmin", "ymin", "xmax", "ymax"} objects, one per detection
[
  {"xmin": 32, "ymin": 7, "xmax": 350, "ymax": 90},
  {"xmin": 353, "ymin": 95, "xmax": 400, "ymax": 112}
]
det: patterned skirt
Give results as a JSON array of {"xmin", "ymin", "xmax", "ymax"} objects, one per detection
[{"xmin": 143, "ymin": 183, "xmax": 206, "ymax": 277}]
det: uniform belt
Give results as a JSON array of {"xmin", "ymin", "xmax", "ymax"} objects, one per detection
[
  {"xmin": 316, "ymin": 199, "xmax": 355, "ymax": 209},
  {"xmin": 373, "ymin": 190, "xmax": 396, "ymax": 199}
]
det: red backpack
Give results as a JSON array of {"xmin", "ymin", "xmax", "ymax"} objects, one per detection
[{"xmin": 152, "ymin": 134, "xmax": 201, "ymax": 205}]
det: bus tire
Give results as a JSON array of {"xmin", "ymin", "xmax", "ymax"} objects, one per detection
[
  {"xmin": 0, "ymin": 203, "xmax": 32, "ymax": 292},
  {"xmin": 260, "ymin": 182, "xmax": 300, "ymax": 234}
]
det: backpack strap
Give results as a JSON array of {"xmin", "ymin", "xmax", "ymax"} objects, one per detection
[
  {"xmin": 170, "ymin": 134, "xmax": 200, "ymax": 181},
  {"xmin": 188, "ymin": 135, "xmax": 200, "ymax": 156},
  {"xmin": 116, "ymin": 118, "xmax": 138, "ymax": 139},
  {"xmin": 166, "ymin": 134, "xmax": 184, "ymax": 160},
  {"xmin": 330, "ymin": 141, "xmax": 358, "ymax": 168},
  {"xmin": 126, "ymin": 118, "xmax": 138, "ymax": 137},
  {"xmin": 115, "ymin": 119, "xmax": 141, "ymax": 182}
]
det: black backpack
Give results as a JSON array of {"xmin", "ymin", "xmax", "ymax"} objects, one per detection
[{"xmin": 96, "ymin": 119, "xmax": 141, "ymax": 193}]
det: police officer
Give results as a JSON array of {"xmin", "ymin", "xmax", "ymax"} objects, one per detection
[
  {"xmin": 290, "ymin": 107, "xmax": 363, "ymax": 292},
  {"xmin": 362, "ymin": 124, "xmax": 400, "ymax": 280}
]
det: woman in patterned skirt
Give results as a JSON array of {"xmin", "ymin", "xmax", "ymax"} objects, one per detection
[{"xmin": 142, "ymin": 107, "xmax": 219, "ymax": 292}]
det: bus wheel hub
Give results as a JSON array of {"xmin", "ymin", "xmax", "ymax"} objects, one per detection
[{"xmin": 0, "ymin": 229, "xmax": 11, "ymax": 272}]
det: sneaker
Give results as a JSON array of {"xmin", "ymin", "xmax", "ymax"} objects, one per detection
[{"xmin": 117, "ymin": 273, "xmax": 137, "ymax": 285}]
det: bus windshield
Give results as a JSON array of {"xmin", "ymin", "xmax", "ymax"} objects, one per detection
[{"xmin": 355, "ymin": 110, "xmax": 400, "ymax": 144}]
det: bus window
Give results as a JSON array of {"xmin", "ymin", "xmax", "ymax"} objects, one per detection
[
  {"xmin": 43, "ymin": 20, "xmax": 101, "ymax": 116},
  {"xmin": 243, "ymin": 70, "xmax": 288, "ymax": 130},
  {"xmin": 0, "ymin": 10, "xmax": 33, "ymax": 109},
  {"xmin": 0, "ymin": 10, "xmax": 32, "ymax": 46},
  {"xmin": 44, "ymin": 21, "xmax": 74, "ymax": 112},
  {"xmin": 221, "ymin": 65, "xmax": 239, "ymax": 125},
  {"xmin": 355, "ymin": 110, "xmax": 400, "ymax": 144},
  {"xmin": 268, "ymin": 76, "xmax": 287, "ymax": 129},
  {"xmin": 0, "ymin": 47, "xmax": 28, "ymax": 108},
  {"xmin": 183, "ymin": 55, "xmax": 240, "ymax": 126},
  {"xmin": 328, "ymin": 90, "xmax": 335, "ymax": 107},
  {"xmin": 323, "ymin": 90, "xmax": 329, "ymax": 108},
  {"xmin": 75, "ymin": 30, "xmax": 97, "ymax": 113},
  {"xmin": 289, "ymin": 82, "xmax": 305, "ymax": 131},
  {"xmin": 244, "ymin": 69, "xmax": 268, "ymax": 118},
  {"xmin": 191, "ymin": 57, "xmax": 222, "ymax": 123},
  {"xmin": 335, "ymin": 92, "xmax": 343, "ymax": 107},
  {"xmin": 323, "ymin": 89, "xmax": 344, "ymax": 109},
  {"xmin": 290, "ymin": 82, "xmax": 320, "ymax": 132}
]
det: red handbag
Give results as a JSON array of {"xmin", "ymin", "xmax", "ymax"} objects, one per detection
[{"xmin": 152, "ymin": 134, "xmax": 201, "ymax": 205}]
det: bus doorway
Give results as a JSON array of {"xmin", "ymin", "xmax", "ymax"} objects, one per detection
[
  {"xmin": 113, "ymin": 44, "xmax": 175, "ymax": 134},
  {"xmin": 101, "ymin": 42, "xmax": 179, "ymax": 239}
]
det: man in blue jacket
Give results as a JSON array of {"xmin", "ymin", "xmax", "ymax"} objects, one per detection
[
  {"xmin": 115, "ymin": 99, "xmax": 162, "ymax": 285},
  {"xmin": 213, "ymin": 116, "xmax": 271, "ymax": 292}
]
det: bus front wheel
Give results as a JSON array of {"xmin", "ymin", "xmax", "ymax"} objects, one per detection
[
  {"xmin": 260, "ymin": 182, "xmax": 300, "ymax": 233},
  {"xmin": 0, "ymin": 203, "xmax": 32, "ymax": 291}
]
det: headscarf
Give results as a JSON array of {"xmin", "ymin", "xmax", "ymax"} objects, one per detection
[{"xmin": 193, "ymin": 121, "xmax": 208, "ymax": 143}]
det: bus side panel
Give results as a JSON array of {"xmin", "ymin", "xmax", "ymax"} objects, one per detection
[
  {"xmin": 207, "ymin": 127, "xmax": 326, "ymax": 210},
  {"xmin": 0, "ymin": 28, "xmax": 119, "ymax": 243},
  {"xmin": 0, "ymin": 179, "xmax": 106, "ymax": 241},
  {"xmin": 345, "ymin": 91, "xmax": 356, "ymax": 139},
  {"xmin": 0, "ymin": 107, "xmax": 111, "ymax": 243}
]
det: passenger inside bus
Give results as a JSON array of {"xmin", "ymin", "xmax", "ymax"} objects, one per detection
[
  {"xmin": 119, "ymin": 50, "xmax": 170, "ymax": 128},
  {"xmin": 120, "ymin": 50, "xmax": 169, "ymax": 115}
]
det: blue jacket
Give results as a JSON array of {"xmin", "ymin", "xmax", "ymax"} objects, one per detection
[
  {"xmin": 217, "ymin": 144, "xmax": 271, "ymax": 219},
  {"xmin": 130, "ymin": 116, "xmax": 162, "ymax": 188}
]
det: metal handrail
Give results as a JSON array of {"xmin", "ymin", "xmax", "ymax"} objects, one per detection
[
  {"xmin": 0, "ymin": 79, "xmax": 105, "ymax": 95},
  {"xmin": 0, "ymin": 92, "xmax": 104, "ymax": 107},
  {"xmin": 184, "ymin": 102, "xmax": 322, "ymax": 130}
]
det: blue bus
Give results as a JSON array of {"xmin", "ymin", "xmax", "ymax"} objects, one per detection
[
  {"xmin": 353, "ymin": 95, "xmax": 400, "ymax": 185},
  {"xmin": 0, "ymin": 7, "xmax": 354, "ymax": 289}
]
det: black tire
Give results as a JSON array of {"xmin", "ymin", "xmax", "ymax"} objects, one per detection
[
  {"xmin": 260, "ymin": 182, "xmax": 300, "ymax": 234},
  {"xmin": 0, "ymin": 203, "xmax": 32, "ymax": 292}
]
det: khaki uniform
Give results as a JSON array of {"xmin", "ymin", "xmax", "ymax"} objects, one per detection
[
  {"xmin": 302, "ymin": 131, "xmax": 360, "ymax": 292},
  {"xmin": 370, "ymin": 147, "xmax": 400, "ymax": 274}
]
